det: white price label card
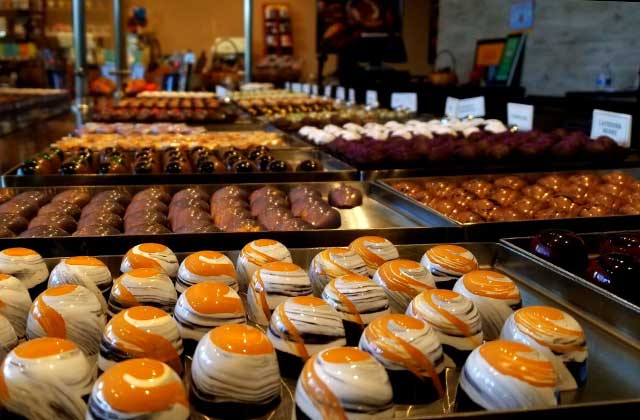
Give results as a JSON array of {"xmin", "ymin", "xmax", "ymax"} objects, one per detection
[
  {"xmin": 445, "ymin": 96, "xmax": 459, "ymax": 117},
  {"xmin": 336, "ymin": 86, "xmax": 346, "ymax": 101},
  {"xmin": 291, "ymin": 83, "xmax": 302, "ymax": 93},
  {"xmin": 323, "ymin": 85, "xmax": 332, "ymax": 98},
  {"xmin": 507, "ymin": 102, "xmax": 534, "ymax": 131},
  {"xmin": 391, "ymin": 92, "xmax": 418, "ymax": 112},
  {"xmin": 311, "ymin": 84, "xmax": 319, "ymax": 96},
  {"xmin": 348, "ymin": 88, "xmax": 356, "ymax": 104},
  {"xmin": 366, "ymin": 90, "xmax": 378, "ymax": 106},
  {"xmin": 285, "ymin": 82, "xmax": 291, "ymax": 91},
  {"xmin": 591, "ymin": 109, "xmax": 632, "ymax": 148},
  {"xmin": 456, "ymin": 96, "xmax": 485, "ymax": 118},
  {"xmin": 302, "ymin": 84, "xmax": 311, "ymax": 95},
  {"xmin": 215, "ymin": 85, "xmax": 227, "ymax": 97}
]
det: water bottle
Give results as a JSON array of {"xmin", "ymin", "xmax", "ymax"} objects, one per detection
[{"xmin": 596, "ymin": 63, "xmax": 612, "ymax": 91}]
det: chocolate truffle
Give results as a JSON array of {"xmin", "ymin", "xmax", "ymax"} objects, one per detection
[
  {"xmin": 237, "ymin": 239, "xmax": 292, "ymax": 292},
  {"xmin": 0, "ymin": 338, "xmax": 93, "ymax": 419},
  {"xmin": 0, "ymin": 314, "xmax": 17, "ymax": 361},
  {"xmin": 372, "ymin": 259, "xmax": 435, "ymax": 313},
  {"xmin": 457, "ymin": 340, "xmax": 557, "ymax": 411},
  {"xmin": 88, "ymin": 358, "xmax": 189, "ymax": 420},
  {"xmin": 328, "ymin": 184, "xmax": 363, "ymax": 209},
  {"xmin": 501, "ymin": 306, "xmax": 587, "ymax": 391},
  {"xmin": 349, "ymin": 236, "xmax": 399, "ymax": 276},
  {"xmin": 27, "ymin": 285, "xmax": 106, "ymax": 363},
  {"xmin": 322, "ymin": 274, "xmax": 389, "ymax": 345},
  {"xmin": 0, "ymin": 247, "xmax": 49, "ymax": 298},
  {"xmin": 530, "ymin": 229, "xmax": 589, "ymax": 275},
  {"xmin": 0, "ymin": 274, "xmax": 31, "ymax": 340},
  {"xmin": 191, "ymin": 325, "xmax": 281, "ymax": 419},
  {"xmin": 174, "ymin": 282, "xmax": 246, "ymax": 354},
  {"xmin": 359, "ymin": 314, "xmax": 445, "ymax": 404},
  {"xmin": 407, "ymin": 289, "xmax": 482, "ymax": 366},
  {"xmin": 48, "ymin": 256, "xmax": 112, "ymax": 309},
  {"xmin": 108, "ymin": 268, "xmax": 177, "ymax": 316},
  {"xmin": 453, "ymin": 270, "xmax": 522, "ymax": 340},
  {"xmin": 295, "ymin": 347, "xmax": 393, "ymax": 420},
  {"xmin": 309, "ymin": 248, "xmax": 368, "ymax": 296},
  {"xmin": 98, "ymin": 306, "xmax": 183, "ymax": 374},
  {"xmin": 267, "ymin": 296, "xmax": 346, "ymax": 377},
  {"xmin": 421, "ymin": 245, "xmax": 479, "ymax": 289},
  {"xmin": 247, "ymin": 261, "xmax": 313, "ymax": 326},
  {"xmin": 120, "ymin": 243, "xmax": 179, "ymax": 277},
  {"xmin": 176, "ymin": 250, "xmax": 237, "ymax": 293}
]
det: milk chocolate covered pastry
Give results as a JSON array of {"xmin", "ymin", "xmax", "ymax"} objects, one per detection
[
  {"xmin": 457, "ymin": 340, "xmax": 558, "ymax": 411},
  {"xmin": 176, "ymin": 250, "xmax": 237, "ymax": 293},
  {"xmin": 407, "ymin": 289, "xmax": 482, "ymax": 366},
  {"xmin": 309, "ymin": 248, "xmax": 368, "ymax": 296},
  {"xmin": 501, "ymin": 306, "xmax": 587, "ymax": 391},
  {"xmin": 421, "ymin": 245, "xmax": 479, "ymax": 289},
  {"xmin": 191, "ymin": 324, "xmax": 281, "ymax": 418},
  {"xmin": 268, "ymin": 296, "xmax": 346, "ymax": 377},
  {"xmin": 48, "ymin": 256, "xmax": 112, "ymax": 309},
  {"xmin": 0, "ymin": 314, "xmax": 17, "ymax": 361},
  {"xmin": 349, "ymin": 236, "xmax": 399, "ymax": 276},
  {"xmin": 88, "ymin": 358, "xmax": 189, "ymax": 420},
  {"xmin": 295, "ymin": 347, "xmax": 393, "ymax": 420},
  {"xmin": 328, "ymin": 184, "xmax": 363, "ymax": 209},
  {"xmin": 0, "ymin": 247, "xmax": 49, "ymax": 298},
  {"xmin": 108, "ymin": 268, "xmax": 177, "ymax": 316},
  {"xmin": 322, "ymin": 274, "xmax": 390, "ymax": 346},
  {"xmin": 372, "ymin": 259, "xmax": 435, "ymax": 313},
  {"xmin": 247, "ymin": 262, "xmax": 312, "ymax": 327},
  {"xmin": 27, "ymin": 284, "xmax": 106, "ymax": 362},
  {"xmin": 0, "ymin": 338, "xmax": 93, "ymax": 420},
  {"xmin": 237, "ymin": 239, "xmax": 292, "ymax": 292},
  {"xmin": 0, "ymin": 274, "xmax": 31, "ymax": 340},
  {"xmin": 453, "ymin": 270, "xmax": 522, "ymax": 340},
  {"xmin": 120, "ymin": 243, "xmax": 179, "ymax": 277},
  {"xmin": 98, "ymin": 306, "xmax": 183, "ymax": 374},
  {"xmin": 175, "ymin": 282, "xmax": 246, "ymax": 354},
  {"xmin": 359, "ymin": 314, "xmax": 445, "ymax": 404}
]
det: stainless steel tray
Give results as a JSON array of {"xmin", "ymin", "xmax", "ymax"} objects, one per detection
[
  {"xmin": 374, "ymin": 168, "xmax": 640, "ymax": 229},
  {"xmin": 1, "ymin": 149, "xmax": 353, "ymax": 187},
  {"xmin": 501, "ymin": 231, "xmax": 640, "ymax": 343},
  {"xmin": 34, "ymin": 243, "xmax": 640, "ymax": 418},
  {"xmin": 0, "ymin": 182, "xmax": 425, "ymax": 249}
]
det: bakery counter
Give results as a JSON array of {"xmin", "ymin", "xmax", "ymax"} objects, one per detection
[
  {"xmin": 502, "ymin": 230, "xmax": 640, "ymax": 343},
  {"xmin": 2, "ymin": 149, "xmax": 357, "ymax": 187},
  {"xmin": 0, "ymin": 240, "xmax": 637, "ymax": 418}
]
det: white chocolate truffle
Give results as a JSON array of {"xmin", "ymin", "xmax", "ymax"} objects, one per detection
[
  {"xmin": 176, "ymin": 250, "xmax": 237, "ymax": 293},
  {"xmin": 120, "ymin": 243, "xmax": 179, "ymax": 277}
]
